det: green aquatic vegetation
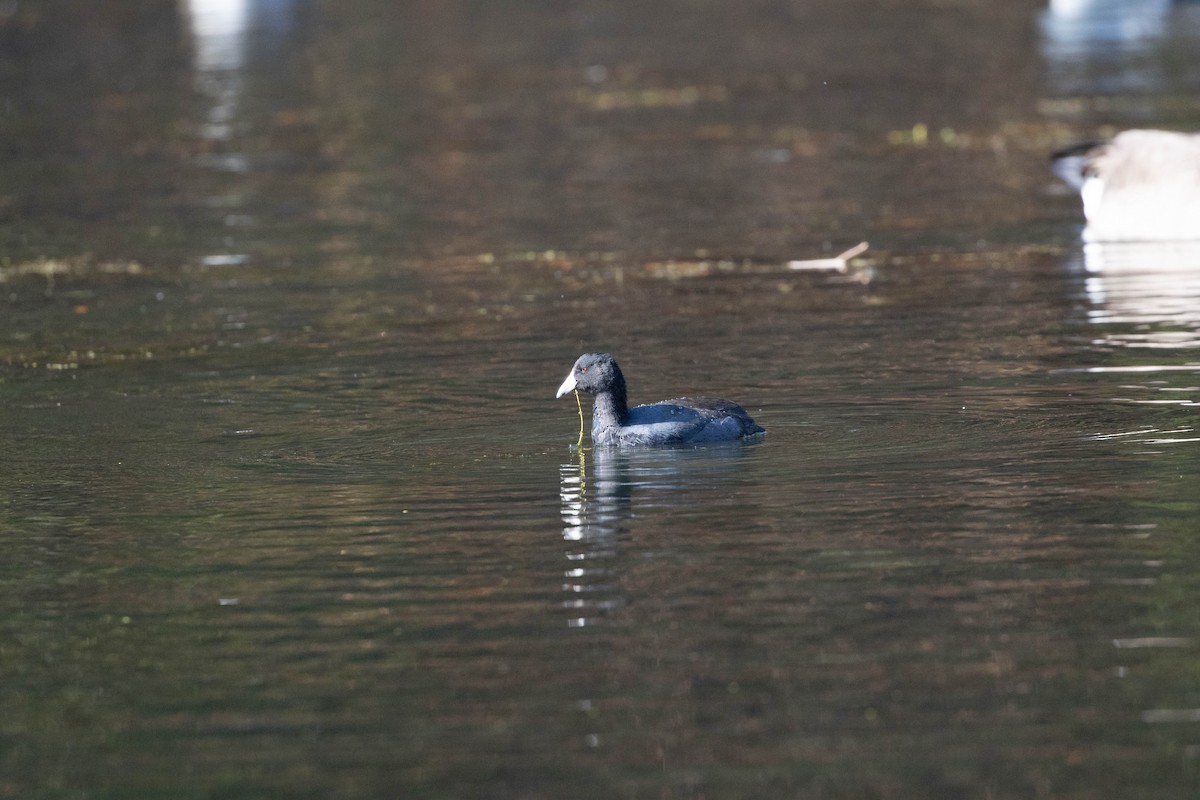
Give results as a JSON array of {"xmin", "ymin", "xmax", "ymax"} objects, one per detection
[{"xmin": 574, "ymin": 389, "xmax": 585, "ymax": 449}]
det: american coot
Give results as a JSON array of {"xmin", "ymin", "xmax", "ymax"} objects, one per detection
[
  {"xmin": 1052, "ymin": 129, "xmax": 1200, "ymax": 242},
  {"xmin": 555, "ymin": 352, "xmax": 765, "ymax": 447}
]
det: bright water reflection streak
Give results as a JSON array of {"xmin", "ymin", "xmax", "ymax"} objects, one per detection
[
  {"xmin": 1039, "ymin": 0, "xmax": 1200, "ymax": 94},
  {"xmin": 186, "ymin": 0, "xmax": 250, "ymax": 140},
  {"xmin": 559, "ymin": 449, "xmax": 624, "ymax": 630}
]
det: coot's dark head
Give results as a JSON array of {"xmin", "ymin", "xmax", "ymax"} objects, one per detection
[{"xmin": 555, "ymin": 352, "xmax": 626, "ymax": 399}]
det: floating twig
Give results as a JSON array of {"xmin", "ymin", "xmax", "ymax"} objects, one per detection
[{"xmin": 787, "ymin": 241, "xmax": 869, "ymax": 272}]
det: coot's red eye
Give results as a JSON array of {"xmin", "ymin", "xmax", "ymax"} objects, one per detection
[{"xmin": 580, "ymin": 367, "xmax": 587, "ymax": 373}]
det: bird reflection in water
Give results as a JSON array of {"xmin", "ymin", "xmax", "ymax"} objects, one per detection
[
  {"xmin": 1070, "ymin": 243, "xmax": 1200, "ymax": 349},
  {"xmin": 558, "ymin": 445, "xmax": 758, "ymax": 628},
  {"xmin": 558, "ymin": 448, "xmax": 630, "ymax": 630},
  {"xmin": 184, "ymin": 0, "xmax": 298, "ymax": 142},
  {"xmin": 186, "ymin": 0, "xmax": 250, "ymax": 141},
  {"xmin": 1064, "ymin": 243, "xmax": 1200, "ymax": 440}
]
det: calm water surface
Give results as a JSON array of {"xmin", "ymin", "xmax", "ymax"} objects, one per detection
[{"xmin": 3, "ymin": 1, "xmax": 1200, "ymax": 798}]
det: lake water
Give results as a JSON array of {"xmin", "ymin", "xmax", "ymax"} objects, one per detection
[{"xmin": 4, "ymin": 1, "xmax": 1200, "ymax": 798}]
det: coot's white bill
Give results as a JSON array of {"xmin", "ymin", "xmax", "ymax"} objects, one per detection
[{"xmin": 555, "ymin": 369, "xmax": 577, "ymax": 398}]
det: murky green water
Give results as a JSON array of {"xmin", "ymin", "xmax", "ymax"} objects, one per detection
[{"xmin": 4, "ymin": 1, "xmax": 1200, "ymax": 798}]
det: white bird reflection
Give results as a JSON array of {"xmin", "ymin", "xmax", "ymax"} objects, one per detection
[
  {"xmin": 187, "ymin": 0, "xmax": 250, "ymax": 73},
  {"xmin": 182, "ymin": 0, "xmax": 296, "ymax": 268},
  {"xmin": 1038, "ymin": 0, "xmax": 1200, "ymax": 95},
  {"xmin": 185, "ymin": 0, "xmax": 250, "ymax": 140},
  {"xmin": 1066, "ymin": 243, "xmax": 1200, "ymax": 434},
  {"xmin": 1044, "ymin": 0, "xmax": 1172, "ymax": 41},
  {"xmin": 183, "ymin": 0, "xmax": 296, "ymax": 140},
  {"xmin": 1072, "ymin": 243, "xmax": 1200, "ymax": 348}
]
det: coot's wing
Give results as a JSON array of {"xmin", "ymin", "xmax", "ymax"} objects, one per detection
[
  {"xmin": 620, "ymin": 398, "xmax": 763, "ymax": 445},
  {"xmin": 665, "ymin": 397, "xmax": 765, "ymax": 435},
  {"xmin": 620, "ymin": 402, "xmax": 710, "ymax": 445}
]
